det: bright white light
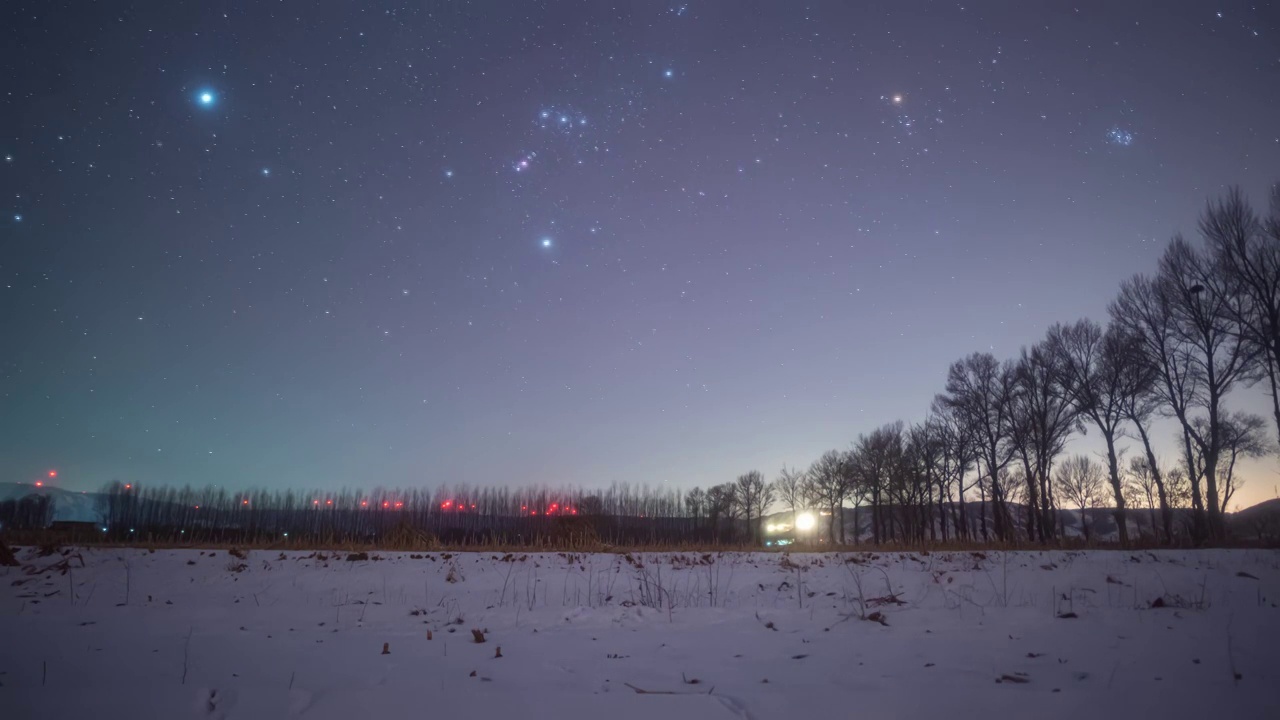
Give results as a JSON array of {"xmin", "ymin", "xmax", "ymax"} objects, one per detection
[
  {"xmin": 795, "ymin": 512, "xmax": 816, "ymax": 531},
  {"xmin": 664, "ymin": 69, "xmax": 674, "ymax": 78},
  {"xmin": 198, "ymin": 91, "xmax": 214, "ymax": 105},
  {"xmin": 541, "ymin": 237, "xmax": 552, "ymax": 248},
  {"xmin": 765, "ymin": 523, "xmax": 776, "ymax": 533},
  {"xmin": 892, "ymin": 94, "xmax": 902, "ymax": 103}
]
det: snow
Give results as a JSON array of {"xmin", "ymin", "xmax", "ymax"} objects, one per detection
[{"xmin": 1, "ymin": 547, "xmax": 1277, "ymax": 719}]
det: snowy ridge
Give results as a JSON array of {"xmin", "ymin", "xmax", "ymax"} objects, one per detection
[{"xmin": 0, "ymin": 483, "xmax": 105, "ymax": 523}]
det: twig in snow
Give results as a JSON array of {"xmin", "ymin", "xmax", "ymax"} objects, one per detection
[
  {"xmin": 623, "ymin": 683, "xmax": 679, "ymax": 695},
  {"xmin": 1227, "ymin": 613, "xmax": 1242, "ymax": 684},
  {"xmin": 182, "ymin": 626, "xmax": 193, "ymax": 684}
]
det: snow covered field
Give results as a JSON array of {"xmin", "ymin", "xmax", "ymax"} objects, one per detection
[{"xmin": 1, "ymin": 547, "xmax": 1277, "ymax": 719}]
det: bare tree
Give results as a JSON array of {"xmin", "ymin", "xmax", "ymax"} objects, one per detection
[
  {"xmin": 1158, "ymin": 237, "xmax": 1257, "ymax": 538},
  {"xmin": 1010, "ymin": 341, "xmax": 1080, "ymax": 542},
  {"xmin": 940, "ymin": 353, "xmax": 1016, "ymax": 541},
  {"xmin": 804, "ymin": 450, "xmax": 847, "ymax": 544},
  {"xmin": 1200, "ymin": 186, "xmax": 1280, "ymax": 449},
  {"xmin": 771, "ymin": 466, "xmax": 804, "ymax": 525},
  {"xmin": 1055, "ymin": 455, "xmax": 1104, "ymax": 542},
  {"xmin": 1215, "ymin": 412, "xmax": 1270, "ymax": 514},
  {"xmin": 928, "ymin": 401, "xmax": 975, "ymax": 541},
  {"xmin": 685, "ymin": 487, "xmax": 706, "ymax": 528},
  {"xmin": 735, "ymin": 471, "xmax": 773, "ymax": 543},
  {"xmin": 907, "ymin": 421, "xmax": 942, "ymax": 543},
  {"xmin": 706, "ymin": 484, "xmax": 739, "ymax": 542},
  {"xmin": 1117, "ymin": 352, "xmax": 1173, "ymax": 544},
  {"xmin": 1125, "ymin": 455, "xmax": 1160, "ymax": 541},
  {"xmin": 1047, "ymin": 319, "xmax": 1141, "ymax": 546},
  {"xmin": 1112, "ymin": 272, "xmax": 1210, "ymax": 537},
  {"xmin": 852, "ymin": 423, "xmax": 905, "ymax": 543}
]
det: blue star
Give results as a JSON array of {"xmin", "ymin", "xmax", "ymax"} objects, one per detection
[
  {"xmin": 13, "ymin": 214, "xmax": 22, "ymax": 222},
  {"xmin": 444, "ymin": 169, "xmax": 454, "ymax": 178},
  {"xmin": 541, "ymin": 237, "xmax": 553, "ymax": 248},
  {"xmin": 196, "ymin": 90, "xmax": 216, "ymax": 107},
  {"xmin": 663, "ymin": 69, "xmax": 674, "ymax": 78},
  {"xmin": 261, "ymin": 168, "xmax": 270, "ymax": 176}
]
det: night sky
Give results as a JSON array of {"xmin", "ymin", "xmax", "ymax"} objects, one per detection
[{"xmin": 3, "ymin": 2, "xmax": 1278, "ymax": 506}]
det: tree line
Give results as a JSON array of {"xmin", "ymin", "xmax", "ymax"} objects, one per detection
[
  {"xmin": 3, "ymin": 186, "xmax": 1276, "ymax": 549},
  {"xmin": 718, "ymin": 183, "xmax": 1277, "ymax": 547}
]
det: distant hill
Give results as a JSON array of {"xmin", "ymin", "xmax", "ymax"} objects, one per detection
[
  {"xmin": 1228, "ymin": 498, "xmax": 1280, "ymax": 542},
  {"xmin": 0, "ymin": 483, "xmax": 105, "ymax": 524}
]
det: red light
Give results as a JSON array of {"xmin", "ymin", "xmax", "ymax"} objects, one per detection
[
  {"xmin": 383, "ymin": 502, "xmax": 389, "ymax": 508},
  {"xmin": 242, "ymin": 499, "xmax": 249, "ymax": 505},
  {"xmin": 470, "ymin": 504, "xmax": 476, "ymax": 509},
  {"xmin": 395, "ymin": 501, "xmax": 403, "ymax": 508},
  {"xmin": 124, "ymin": 484, "xmax": 132, "ymax": 490},
  {"xmin": 571, "ymin": 509, "xmax": 578, "ymax": 515},
  {"xmin": 521, "ymin": 505, "xmax": 527, "ymax": 511},
  {"xmin": 48, "ymin": 470, "xmax": 57, "ymax": 478},
  {"xmin": 442, "ymin": 500, "xmax": 452, "ymax": 508},
  {"xmin": 326, "ymin": 500, "xmax": 332, "ymax": 505},
  {"xmin": 35, "ymin": 481, "xmax": 43, "ymax": 487},
  {"xmin": 361, "ymin": 501, "xmax": 368, "ymax": 507},
  {"xmin": 530, "ymin": 510, "xmax": 537, "ymax": 515},
  {"xmin": 314, "ymin": 500, "xmax": 320, "ymax": 505},
  {"xmin": 194, "ymin": 505, "xmax": 200, "ymax": 510}
]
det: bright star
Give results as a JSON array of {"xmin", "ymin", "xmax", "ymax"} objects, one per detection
[
  {"xmin": 261, "ymin": 168, "xmax": 270, "ymax": 176},
  {"xmin": 664, "ymin": 69, "xmax": 674, "ymax": 78},
  {"xmin": 541, "ymin": 237, "xmax": 553, "ymax": 248},
  {"xmin": 444, "ymin": 169, "xmax": 454, "ymax": 178},
  {"xmin": 197, "ymin": 90, "xmax": 215, "ymax": 106},
  {"xmin": 892, "ymin": 94, "xmax": 903, "ymax": 104},
  {"xmin": 13, "ymin": 214, "xmax": 22, "ymax": 222}
]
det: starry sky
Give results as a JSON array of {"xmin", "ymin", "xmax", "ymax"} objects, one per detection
[{"xmin": 3, "ymin": 2, "xmax": 1279, "ymax": 506}]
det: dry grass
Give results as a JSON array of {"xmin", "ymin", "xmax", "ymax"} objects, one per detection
[{"xmin": 3, "ymin": 528, "xmax": 1271, "ymax": 553}]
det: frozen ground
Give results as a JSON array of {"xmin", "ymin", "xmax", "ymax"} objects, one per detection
[{"xmin": 1, "ymin": 547, "xmax": 1277, "ymax": 719}]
